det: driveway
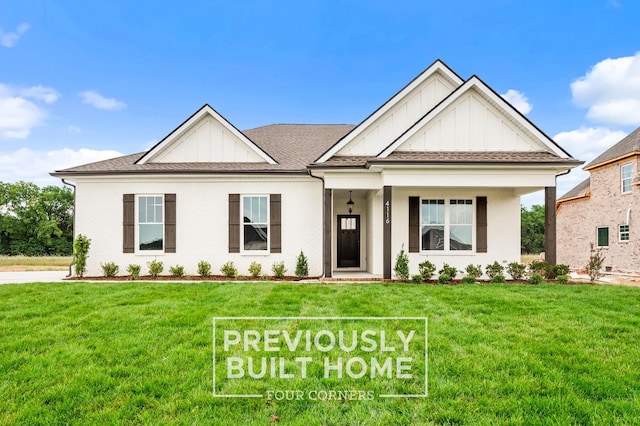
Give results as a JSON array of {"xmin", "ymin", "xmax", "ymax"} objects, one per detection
[{"xmin": 0, "ymin": 271, "xmax": 68, "ymax": 284}]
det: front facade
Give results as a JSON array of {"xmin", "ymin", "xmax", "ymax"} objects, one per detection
[
  {"xmin": 557, "ymin": 128, "xmax": 640, "ymax": 273},
  {"xmin": 53, "ymin": 60, "xmax": 581, "ymax": 278}
]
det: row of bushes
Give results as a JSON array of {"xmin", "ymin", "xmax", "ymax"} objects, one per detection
[
  {"xmin": 98, "ymin": 251, "xmax": 311, "ymax": 280},
  {"xmin": 394, "ymin": 247, "xmax": 570, "ymax": 285}
]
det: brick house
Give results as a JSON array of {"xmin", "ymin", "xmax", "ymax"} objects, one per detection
[{"xmin": 557, "ymin": 127, "xmax": 640, "ymax": 273}]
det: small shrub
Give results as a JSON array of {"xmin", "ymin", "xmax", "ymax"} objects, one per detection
[
  {"xmin": 552, "ymin": 264, "xmax": 570, "ymax": 277},
  {"xmin": 461, "ymin": 275, "xmax": 477, "ymax": 284},
  {"xmin": 272, "ymin": 261, "xmax": 287, "ymax": 279},
  {"xmin": 528, "ymin": 260, "xmax": 548, "ymax": 277},
  {"xmin": 236, "ymin": 275, "xmax": 246, "ymax": 281},
  {"xmin": 485, "ymin": 261, "xmax": 504, "ymax": 279},
  {"xmin": 491, "ymin": 274, "xmax": 507, "ymax": 284},
  {"xmin": 439, "ymin": 263, "xmax": 458, "ymax": 279},
  {"xmin": 586, "ymin": 243, "xmax": 606, "ymax": 283},
  {"xmin": 126, "ymin": 264, "xmax": 141, "ymax": 280},
  {"xmin": 295, "ymin": 250, "xmax": 309, "ymax": 277},
  {"xmin": 507, "ymin": 262, "xmax": 526, "ymax": 280},
  {"xmin": 418, "ymin": 260, "xmax": 436, "ymax": 282},
  {"xmin": 169, "ymin": 265, "xmax": 185, "ymax": 277},
  {"xmin": 394, "ymin": 245, "xmax": 410, "ymax": 281},
  {"xmin": 438, "ymin": 273, "xmax": 452, "ymax": 285},
  {"xmin": 100, "ymin": 261, "xmax": 119, "ymax": 278},
  {"xmin": 220, "ymin": 261, "xmax": 238, "ymax": 278},
  {"xmin": 528, "ymin": 274, "xmax": 545, "ymax": 285},
  {"xmin": 72, "ymin": 234, "xmax": 91, "ymax": 278},
  {"xmin": 465, "ymin": 264, "xmax": 483, "ymax": 279},
  {"xmin": 197, "ymin": 260, "xmax": 211, "ymax": 277},
  {"xmin": 248, "ymin": 261, "xmax": 262, "ymax": 278},
  {"xmin": 557, "ymin": 274, "xmax": 569, "ymax": 285},
  {"xmin": 147, "ymin": 259, "xmax": 164, "ymax": 278},
  {"xmin": 412, "ymin": 274, "xmax": 423, "ymax": 284}
]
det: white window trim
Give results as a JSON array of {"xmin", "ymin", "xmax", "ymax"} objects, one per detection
[
  {"xmin": 420, "ymin": 198, "xmax": 475, "ymax": 254},
  {"xmin": 135, "ymin": 194, "xmax": 165, "ymax": 255},
  {"xmin": 619, "ymin": 224, "xmax": 630, "ymax": 242},
  {"xmin": 621, "ymin": 163, "xmax": 632, "ymax": 194},
  {"xmin": 241, "ymin": 194, "xmax": 270, "ymax": 255},
  {"xmin": 596, "ymin": 226, "xmax": 609, "ymax": 248}
]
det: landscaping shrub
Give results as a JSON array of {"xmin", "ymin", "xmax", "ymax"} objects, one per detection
[
  {"xmin": 528, "ymin": 274, "xmax": 545, "ymax": 285},
  {"xmin": 394, "ymin": 245, "xmax": 410, "ymax": 281},
  {"xmin": 439, "ymin": 263, "xmax": 458, "ymax": 279},
  {"xmin": 586, "ymin": 243, "xmax": 606, "ymax": 283},
  {"xmin": 491, "ymin": 274, "xmax": 507, "ymax": 284},
  {"xmin": 197, "ymin": 260, "xmax": 211, "ymax": 277},
  {"xmin": 552, "ymin": 264, "xmax": 570, "ymax": 277},
  {"xmin": 438, "ymin": 273, "xmax": 452, "ymax": 285},
  {"xmin": 169, "ymin": 265, "xmax": 185, "ymax": 277},
  {"xmin": 100, "ymin": 261, "xmax": 119, "ymax": 278},
  {"xmin": 418, "ymin": 260, "xmax": 436, "ymax": 282},
  {"xmin": 220, "ymin": 261, "xmax": 237, "ymax": 278},
  {"xmin": 528, "ymin": 260, "xmax": 548, "ymax": 277},
  {"xmin": 126, "ymin": 264, "xmax": 141, "ymax": 280},
  {"xmin": 147, "ymin": 260, "xmax": 164, "ymax": 278},
  {"xmin": 465, "ymin": 264, "xmax": 483, "ymax": 279},
  {"xmin": 72, "ymin": 234, "xmax": 91, "ymax": 278},
  {"xmin": 412, "ymin": 274, "xmax": 423, "ymax": 284},
  {"xmin": 295, "ymin": 250, "xmax": 309, "ymax": 277},
  {"xmin": 557, "ymin": 274, "xmax": 569, "ymax": 285},
  {"xmin": 272, "ymin": 261, "xmax": 287, "ymax": 279},
  {"xmin": 507, "ymin": 262, "xmax": 527, "ymax": 280},
  {"xmin": 248, "ymin": 261, "xmax": 262, "ymax": 278},
  {"xmin": 485, "ymin": 261, "xmax": 504, "ymax": 279},
  {"xmin": 461, "ymin": 275, "xmax": 477, "ymax": 284}
]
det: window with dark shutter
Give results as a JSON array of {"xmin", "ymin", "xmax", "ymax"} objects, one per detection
[
  {"xmin": 408, "ymin": 197, "xmax": 420, "ymax": 253},
  {"xmin": 270, "ymin": 194, "xmax": 281, "ymax": 253},
  {"xmin": 123, "ymin": 194, "xmax": 135, "ymax": 253},
  {"xmin": 476, "ymin": 196, "xmax": 487, "ymax": 253},
  {"xmin": 229, "ymin": 194, "xmax": 240, "ymax": 253},
  {"xmin": 165, "ymin": 194, "xmax": 176, "ymax": 253}
]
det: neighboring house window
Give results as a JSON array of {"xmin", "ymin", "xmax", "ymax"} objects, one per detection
[
  {"xmin": 597, "ymin": 227, "xmax": 609, "ymax": 247},
  {"xmin": 138, "ymin": 195, "xmax": 164, "ymax": 251},
  {"xmin": 619, "ymin": 225, "xmax": 630, "ymax": 242},
  {"xmin": 421, "ymin": 199, "xmax": 473, "ymax": 251},
  {"xmin": 621, "ymin": 163, "xmax": 632, "ymax": 193},
  {"xmin": 242, "ymin": 195, "xmax": 268, "ymax": 251}
]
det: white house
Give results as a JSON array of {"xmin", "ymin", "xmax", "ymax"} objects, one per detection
[{"xmin": 52, "ymin": 60, "xmax": 581, "ymax": 278}]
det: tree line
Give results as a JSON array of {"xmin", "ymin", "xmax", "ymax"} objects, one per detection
[
  {"xmin": 0, "ymin": 182, "xmax": 73, "ymax": 256},
  {"xmin": 521, "ymin": 204, "xmax": 545, "ymax": 254}
]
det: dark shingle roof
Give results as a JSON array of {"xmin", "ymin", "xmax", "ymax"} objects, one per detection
[
  {"xmin": 584, "ymin": 127, "xmax": 640, "ymax": 169},
  {"xmin": 558, "ymin": 177, "xmax": 591, "ymax": 202}
]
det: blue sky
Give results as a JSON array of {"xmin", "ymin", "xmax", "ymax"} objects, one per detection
[{"xmin": 1, "ymin": 0, "xmax": 639, "ymax": 205}]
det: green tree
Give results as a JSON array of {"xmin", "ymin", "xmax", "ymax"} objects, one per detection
[
  {"xmin": 521, "ymin": 204, "xmax": 545, "ymax": 254},
  {"xmin": 0, "ymin": 181, "xmax": 74, "ymax": 255}
]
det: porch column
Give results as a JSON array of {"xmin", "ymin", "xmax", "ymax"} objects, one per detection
[
  {"xmin": 383, "ymin": 186, "xmax": 392, "ymax": 279},
  {"xmin": 544, "ymin": 186, "xmax": 556, "ymax": 266},
  {"xmin": 323, "ymin": 188, "xmax": 332, "ymax": 277}
]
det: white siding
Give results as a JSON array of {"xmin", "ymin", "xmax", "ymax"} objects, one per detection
[
  {"xmin": 74, "ymin": 176, "xmax": 322, "ymax": 277},
  {"xmin": 336, "ymin": 74, "xmax": 456, "ymax": 156},
  {"xmin": 152, "ymin": 116, "xmax": 266, "ymax": 163},
  {"xmin": 397, "ymin": 90, "xmax": 545, "ymax": 152}
]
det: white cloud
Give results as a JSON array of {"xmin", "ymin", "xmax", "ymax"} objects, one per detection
[
  {"xmin": 571, "ymin": 52, "xmax": 640, "ymax": 125},
  {"xmin": 79, "ymin": 90, "xmax": 126, "ymax": 110},
  {"xmin": 0, "ymin": 83, "xmax": 59, "ymax": 139},
  {"xmin": 67, "ymin": 125, "xmax": 81, "ymax": 134},
  {"xmin": 0, "ymin": 148, "xmax": 122, "ymax": 186},
  {"xmin": 501, "ymin": 89, "xmax": 532, "ymax": 114},
  {"xmin": 0, "ymin": 23, "xmax": 30, "ymax": 48}
]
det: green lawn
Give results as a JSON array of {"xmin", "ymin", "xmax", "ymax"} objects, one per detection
[{"xmin": 1, "ymin": 282, "xmax": 639, "ymax": 425}]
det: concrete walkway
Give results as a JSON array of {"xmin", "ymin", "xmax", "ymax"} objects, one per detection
[{"xmin": 0, "ymin": 271, "xmax": 68, "ymax": 284}]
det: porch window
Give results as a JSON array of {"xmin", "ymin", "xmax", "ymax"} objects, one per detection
[
  {"xmin": 619, "ymin": 224, "xmax": 629, "ymax": 242},
  {"xmin": 242, "ymin": 195, "xmax": 268, "ymax": 251},
  {"xmin": 138, "ymin": 195, "xmax": 164, "ymax": 251},
  {"xmin": 421, "ymin": 199, "xmax": 473, "ymax": 251},
  {"xmin": 597, "ymin": 227, "xmax": 609, "ymax": 247},
  {"xmin": 621, "ymin": 163, "xmax": 632, "ymax": 193}
]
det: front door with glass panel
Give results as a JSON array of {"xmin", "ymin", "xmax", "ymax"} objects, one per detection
[{"xmin": 337, "ymin": 215, "xmax": 360, "ymax": 268}]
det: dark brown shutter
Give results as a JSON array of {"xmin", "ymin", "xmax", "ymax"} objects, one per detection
[
  {"xmin": 409, "ymin": 196, "xmax": 420, "ymax": 253},
  {"xmin": 476, "ymin": 196, "xmax": 487, "ymax": 253},
  {"xmin": 229, "ymin": 194, "xmax": 240, "ymax": 253},
  {"xmin": 164, "ymin": 194, "xmax": 176, "ymax": 253},
  {"xmin": 123, "ymin": 194, "xmax": 135, "ymax": 253},
  {"xmin": 270, "ymin": 194, "xmax": 282, "ymax": 253}
]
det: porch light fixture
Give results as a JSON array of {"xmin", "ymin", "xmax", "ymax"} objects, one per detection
[{"xmin": 347, "ymin": 191, "xmax": 355, "ymax": 214}]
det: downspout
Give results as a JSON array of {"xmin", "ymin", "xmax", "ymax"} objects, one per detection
[
  {"xmin": 61, "ymin": 179, "xmax": 76, "ymax": 278},
  {"xmin": 308, "ymin": 169, "xmax": 327, "ymax": 278},
  {"xmin": 554, "ymin": 169, "xmax": 571, "ymax": 210}
]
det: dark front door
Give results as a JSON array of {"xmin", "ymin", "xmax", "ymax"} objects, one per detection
[{"xmin": 337, "ymin": 215, "xmax": 360, "ymax": 268}]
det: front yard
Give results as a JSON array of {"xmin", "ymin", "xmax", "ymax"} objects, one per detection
[{"xmin": 1, "ymin": 282, "xmax": 639, "ymax": 425}]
